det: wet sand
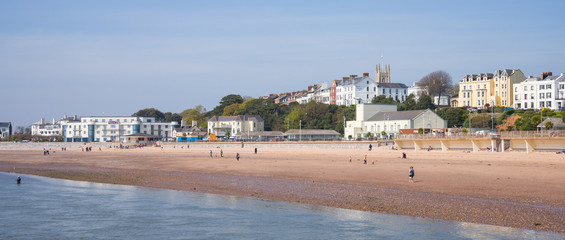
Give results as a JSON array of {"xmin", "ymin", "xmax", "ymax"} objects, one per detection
[{"xmin": 1, "ymin": 145, "xmax": 564, "ymax": 233}]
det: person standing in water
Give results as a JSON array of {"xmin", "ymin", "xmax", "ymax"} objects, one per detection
[{"xmin": 16, "ymin": 176, "xmax": 21, "ymax": 184}]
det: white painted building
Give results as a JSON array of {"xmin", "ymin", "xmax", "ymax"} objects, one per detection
[
  {"xmin": 376, "ymin": 82, "xmax": 409, "ymax": 102},
  {"xmin": 335, "ymin": 73, "xmax": 379, "ymax": 105},
  {"xmin": 513, "ymin": 72, "xmax": 565, "ymax": 110},
  {"xmin": 61, "ymin": 116, "xmax": 177, "ymax": 142},
  {"xmin": 31, "ymin": 118, "xmax": 62, "ymax": 136},
  {"xmin": 0, "ymin": 122, "xmax": 12, "ymax": 139},
  {"xmin": 207, "ymin": 115, "xmax": 264, "ymax": 139},
  {"xmin": 345, "ymin": 104, "xmax": 447, "ymax": 140}
]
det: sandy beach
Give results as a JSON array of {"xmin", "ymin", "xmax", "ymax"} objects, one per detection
[{"xmin": 1, "ymin": 143, "xmax": 564, "ymax": 233}]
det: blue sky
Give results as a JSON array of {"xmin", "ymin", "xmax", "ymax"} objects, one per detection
[{"xmin": 2, "ymin": 0, "xmax": 564, "ymax": 127}]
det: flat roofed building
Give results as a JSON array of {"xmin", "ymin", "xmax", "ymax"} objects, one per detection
[
  {"xmin": 235, "ymin": 131, "xmax": 284, "ymax": 141},
  {"xmin": 61, "ymin": 116, "xmax": 177, "ymax": 142},
  {"xmin": 285, "ymin": 129, "xmax": 340, "ymax": 141}
]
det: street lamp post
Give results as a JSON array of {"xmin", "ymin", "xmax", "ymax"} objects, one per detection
[{"xmin": 299, "ymin": 120, "xmax": 302, "ymax": 141}]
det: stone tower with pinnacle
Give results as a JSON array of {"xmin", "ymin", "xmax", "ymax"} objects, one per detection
[{"xmin": 375, "ymin": 64, "xmax": 391, "ymax": 83}]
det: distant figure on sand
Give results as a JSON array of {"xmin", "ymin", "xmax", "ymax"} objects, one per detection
[
  {"xmin": 402, "ymin": 152, "xmax": 406, "ymax": 159},
  {"xmin": 210, "ymin": 150, "xmax": 213, "ymax": 158},
  {"xmin": 221, "ymin": 149, "xmax": 224, "ymax": 157},
  {"xmin": 16, "ymin": 176, "xmax": 21, "ymax": 184},
  {"xmin": 254, "ymin": 148, "xmax": 257, "ymax": 154},
  {"xmin": 409, "ymin": 166, "xmax": 415, "ymax": 183},
  {"xmin": 364, "ymin": 154, "xmax": 367, "ymax": 164},
  {"xmin": 236, "ymin": 153, "xmax": 240, "ymax": 161},
  {"xmin": 369, "ymin": 144, "xmax": 372, "ymax": 151},
  {"xmin": 349, "ymin": 156, "xmax": 352, "ymax": 162}
]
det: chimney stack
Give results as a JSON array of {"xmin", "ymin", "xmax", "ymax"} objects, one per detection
[
  {"xmin": 541, "ymin": 71, "xmax": 553, "ymax": 80},
  {"xmin": 363, "ymin": 72, "xmax": 369, "ymax": 77},
  {"xmin": 192, "ymin": 121, "xmax": 197, "ymax": 127},
  {"xmin": 181, "ymin": 120, "xmax": 187, "ymax": 127}
]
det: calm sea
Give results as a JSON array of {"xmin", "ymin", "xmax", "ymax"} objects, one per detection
[{"xmin": 0, "ymin": 172, "xmax": 562, "ymax": 240}]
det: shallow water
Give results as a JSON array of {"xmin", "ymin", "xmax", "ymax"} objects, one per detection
[{"xmin": 1, "ymin": 172, "xmax": 563, "ymax": 240}]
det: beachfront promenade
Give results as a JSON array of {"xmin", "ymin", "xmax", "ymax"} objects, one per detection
[
  {"xmin": 2, "ymin": 130, "xmax": 564, "ymax": 153},
  {"xmin": 394, "ymin": 130, "xmax": 565, "ymax": 153}
]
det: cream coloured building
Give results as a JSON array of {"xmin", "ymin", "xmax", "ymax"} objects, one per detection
[
  {"xmin": 458, "ymin": 69, "xmax": 525, "ymax": 108},
  {"xmin": 207, "ymin": 115, "xmax": 264, "ymax": 139}
]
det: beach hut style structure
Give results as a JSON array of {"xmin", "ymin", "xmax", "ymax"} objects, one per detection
[
  {"xmin": 285, "ymin": 129, "xmax": 341, "ymax": 141},
  {"xmin": 234, "ymin": 131, "xmax": 284, "ymax": 142}
]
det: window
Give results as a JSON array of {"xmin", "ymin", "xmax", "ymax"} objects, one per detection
[
  {"xmin": 540, "ymin": 93, "xmax": 544, "ymax": 99},
  {"xmin": 481, "ymin": 92, "xmax": 484, "ymax": 97},
  {"xmin": 531, "ymin": 94, "xmax": 534, "ymax": 99},
  {"xmin": 396, "ymin": 89, "xmax": 398, "ymax": 94},
  {"xmin": 547, "ymin": 84, "xmax": 552, "ymax": 89},
  {"xmin": 524, "ymin": 102, "xmax": 528, "ymax": 108},
  {"xmin": 531, "ymin": 86, "xmax": 534, "ymax": 90},
  {"xmin": 560, "ymin": 84, "xmax": 564, "ymax": 90},
  {"xmin": 540, "ymin": 102, "xmax": 545, "ymax": 107},
  {"xmin": 547, "ymin": 93, "xmax": 552, "ymax": 98},
  {"xmin": 540, "ymin": 85, "xmax": 545, "ymax": 90},
  {"xmin": 524, "ymin": 86, "xmax": 527, "ymax": 91},
  {"xmin": 515, "ymin": 87, "xmax": 518, "ymax": 92},
  {"xmin": 477, "ymin": 92, "xmax": 480, "ymax": 97},
  {"xmin": 547, "ymin": 101, "xmax": 552, "ymax": 107},
  {"xmin": 367, "ymin": 87, "xmax": 369, "ymax": 91}
]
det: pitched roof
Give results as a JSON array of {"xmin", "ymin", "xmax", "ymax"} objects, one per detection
[
  {"xmin": 537, "ymin": 117, "xmax": 565, "ymax": 128},
  {"xmin": 0, "ymin": 122, "xmax": 11, "ymax": 128},
  {"xmin": 377, "ymin": 83, "xmax": 408, "ymax": 88},
  {"xmin": 208, "ymin": 115, "xmax": 264, "ymax": 122},
  {"xmin": 367, "ymin": 110, "xmax": 426, "ymax": 121}
]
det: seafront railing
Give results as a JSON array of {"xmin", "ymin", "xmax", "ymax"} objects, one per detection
[{"xmin": 395, "ymin": 130, "xmax": 565, "ymax": 140}]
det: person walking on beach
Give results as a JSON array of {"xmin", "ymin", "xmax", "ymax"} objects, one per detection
[
  {"xmin": 236, "ymin": 153, "xmax": 240, "ymax": 161},
  {"xmin": 210, "ymin": 150, "xmax": 213, "ymax": 158},
  {"xmin": 254, "ymin": 148, "xmax": 257, "ymax": 154},
  {"xmin": 221, "ymin": 149, "xmax": 224, "ymax": 158},
  {"xmin": 409, "ymin": 166, "xmax": 415, "ymax": 183},
  {"xmin": 369, "ymin": 144, "xmax": 372, "ymax": 151},
  {"xmin": 364, "ymin": 154, "xmax": 367, "ymax": 164},
  {"xmin": 349, "ymin": 156, "xmax": 352, "ymax": 162}
]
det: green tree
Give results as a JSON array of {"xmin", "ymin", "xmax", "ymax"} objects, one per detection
[
  {"xmin": 180, "ymin": 108, "xmax": 207, "ymax": 128},
  {"xmin": 285, "ymin": 107, "xmax": 305, "ymax": 130},
  {"xmin": 545, "ymin": 121, "xmax": 554, "ymax": 130},
  {"xmin": 163, "ymin": 112, "xmax": 182, "ymax": 123},
  {"xmin": 371, "ymin": 95, "xmax": 397, "ymax": 104},
  {"xmin": 436, "ymin": 107, "xmax": 467, "ymax": 127},
  {"xmin": 415, "ymin": 93, "xmax": 436, "ymax": 110},
  {"xmin": 132, "ymin": 108, "xmax": 165, "ymax": 121},
  {"xmin": 207, "ymin": 94, "xmax": 244, "ymax": 117},
  {"xmin": 222, "ymin": 103, "xmax": 242, "ymax": 116},
  {"xmin": 398, "ymin": 94, "xmax": 417, "ymax": 111}
]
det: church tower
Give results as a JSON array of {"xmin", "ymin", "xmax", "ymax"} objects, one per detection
[{"xmin": 375, "ymin": 64, "xmax": 390, "ymax": 83}]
